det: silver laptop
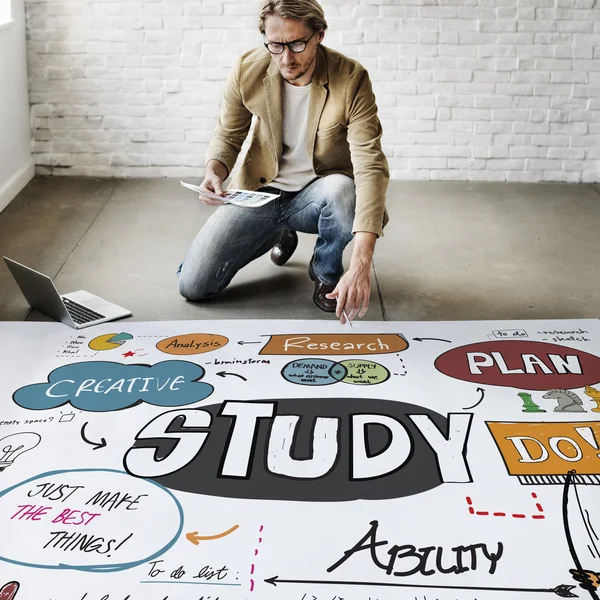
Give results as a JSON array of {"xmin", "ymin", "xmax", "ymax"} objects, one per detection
[{"xmin": 4, "ymin": 257, "xmax": 132, "ymax": 329}]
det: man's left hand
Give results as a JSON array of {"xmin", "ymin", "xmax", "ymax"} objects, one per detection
[{"xmin": 326, "ymin": 264, "xmax": 371, "ymax": 324}]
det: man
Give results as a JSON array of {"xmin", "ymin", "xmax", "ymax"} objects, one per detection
[{"xmin": 178, "ymin": 0, "xmax": 389, "ymax": 323}]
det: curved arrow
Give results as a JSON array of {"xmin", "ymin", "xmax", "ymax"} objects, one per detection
[
  {"xmin": 216, "ymin": 371, "xmax": 247, "ymax": 381},
  {"xmin": 463, "ymin": 387, "xmax": 486, "ymax": 410},
  {"xmin": 563, "ymin": 470, "xmax": 600, "ymax": 600},
  {"xmin": 412, "ymin": 337, "xmax": 452, "ymax": 343},
  {"xmin": 186, "ymin": 525, "xmax": 239, "ymax": 546},
  {"xmin": 80, "ymin": 422, "xmax": 107, "ymax": 450}
]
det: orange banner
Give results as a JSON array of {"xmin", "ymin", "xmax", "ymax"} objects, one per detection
[
  {"xmin": 260, "ymin": 334, "xmax": 408, "ymax": 356},
  {"xmin": 157, "ymin": 334, "xmax": 229, "ymax": 355},
  {"xmin": 487, "ymin": 421, "xmax": 600, "ymax": 476}
]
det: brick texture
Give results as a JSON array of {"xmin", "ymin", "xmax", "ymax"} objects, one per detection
[{"xmin": 27, "ymin": 0, "xmax": 600, "ymax": 182}]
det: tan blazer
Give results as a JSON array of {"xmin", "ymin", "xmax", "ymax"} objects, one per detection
[{"xmin": 205, "ymin": 44, "xmax": 390, "ymax": 236}]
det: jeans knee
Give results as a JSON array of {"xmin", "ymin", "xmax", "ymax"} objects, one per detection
[
  {"xmin": 178, "ymin": 255, "xmax": 236, "ymax": 301},
  {"xmin": 323, "ymin": 175, "xmax": 355, "ymax": 220},
  {"xmin": 325, "ymin": 173, "xmax": 355, "ymax": 198},
  {"xmin": 178, "ymin": 274, "xmax": 214, "ymax": 302}
]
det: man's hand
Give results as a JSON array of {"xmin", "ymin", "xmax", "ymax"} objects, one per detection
[
  {"xmin": 200, "ymin": 160, "xmax": 228, "ymax": 206},
  {"xmin": 326, "ymin": 231, "xmax": 377, "ymax": 324},
  {"xmin": 327, "ymin": 263, "xmax": 371, "ymax": 324},
  {"xmin": 570, "ymin": 569, "xmax": 600, "ymax": 591}
]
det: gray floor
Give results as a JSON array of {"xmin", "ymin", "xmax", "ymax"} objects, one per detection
[{"xmin": 1, "ymin": 177, "xmax": 599, "ymax": 323}]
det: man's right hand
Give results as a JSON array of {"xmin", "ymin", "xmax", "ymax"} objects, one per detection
[
  {"xmin": 200, "ymin": 160, "xmax": 228, "ymax": 206},
  {"xmin": 199, "ymin": 174, "xmax": 225, "ymax": 206}
]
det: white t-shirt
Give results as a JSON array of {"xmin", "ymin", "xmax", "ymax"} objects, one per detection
[{"xmin": 272, "ymin": 80, "xmax": 317, "ymax": 192}]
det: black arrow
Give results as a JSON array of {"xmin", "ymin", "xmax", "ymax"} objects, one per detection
[
  {"xmin": 264, "ymin": 576, "xmax": 577, "ymax": 597},
  {"xmin": 412, "ymin": 337, "xmax": 452, "ymax": 343},
  {"xmin": 237, "ymin": 340, "xmax": 262, "ymax": 345},
  {"xmin": 216, "ymin": 371, "xmax": 247, "ymax": 381},
  {"xmin": 80, "ymin": 422, "xmax": 107, "ymax": 450},
  {"xmin": 463, "ymin": 387, "xmax": 486, "ymax": 410}
]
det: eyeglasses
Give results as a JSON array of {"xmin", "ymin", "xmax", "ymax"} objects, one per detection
[{"xmin": 263, "ymin": 31, "xmax": 316, "ymax": 55}]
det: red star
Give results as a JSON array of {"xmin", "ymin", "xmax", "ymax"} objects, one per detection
[{"xmin": 123, "ymin": 350, "xmax": 136, "ymax": 357}]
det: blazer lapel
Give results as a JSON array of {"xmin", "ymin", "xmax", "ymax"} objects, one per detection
[
  {"xmin": 264, "ymin": 60, "xmax": 283, "ymax": 161},
  {"xmin": 306, "ymin": 45, "xmax": 328, "ymax": 158}
]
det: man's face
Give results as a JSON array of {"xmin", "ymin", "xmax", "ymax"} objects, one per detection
[{"xmin": 263, "ymin": 15, "xmax": 323, "ymax": 85}]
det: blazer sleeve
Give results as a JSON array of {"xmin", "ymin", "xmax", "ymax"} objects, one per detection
[
  {"xmin": 205, "ymin": 55, "xmax": 253, "ymax": 178},
  {"xmin": 346, "ymin": 68, "xmax": 390, "ymax": 237}
]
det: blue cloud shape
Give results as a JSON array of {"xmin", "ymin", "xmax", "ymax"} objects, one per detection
[{"xmin": 13, "ymin": 361, "xmax": 213, "ymax": 412}]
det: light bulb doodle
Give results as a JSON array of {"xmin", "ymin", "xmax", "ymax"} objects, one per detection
[{"xmin": 0, "ymin": 433, "xmax": 41, "ymax": 472}]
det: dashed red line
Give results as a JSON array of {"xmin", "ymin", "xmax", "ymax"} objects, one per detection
[
  {"xmin": 466, "ymin": 496, "xmax": 475, "ymax": 515},
  {"xmin": 466, "ymin": 492, "xmax": 546, "ymax": 520},
  {"xmin": 249, "ymin": 525, "xmax": 264, "ymax": 593}
]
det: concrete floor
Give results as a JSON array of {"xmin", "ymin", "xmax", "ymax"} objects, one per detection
[{"xmin": 1, "ymin": 177, "xmax": 599, "ymax": 323}]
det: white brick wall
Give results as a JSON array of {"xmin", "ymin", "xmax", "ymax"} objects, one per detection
[{"xmin": 26, "ymin": 0, "xmax": 600, "ymax": 182}]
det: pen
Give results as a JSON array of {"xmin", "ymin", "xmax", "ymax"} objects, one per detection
[{"xmin": 342, "ymin": 309, "xmax": 353, "ymax": 328}]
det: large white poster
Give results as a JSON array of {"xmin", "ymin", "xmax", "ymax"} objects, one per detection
[{"xmin": 1, "ymin": 318, "xmax": 600, "ymax": 600}]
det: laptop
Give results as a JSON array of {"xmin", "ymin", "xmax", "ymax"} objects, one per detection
[{"xmin": 4, "ymin": 257, "xmax": 132, "ymax": 329}]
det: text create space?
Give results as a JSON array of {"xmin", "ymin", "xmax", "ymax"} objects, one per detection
[{"xmin": 0, "ymin": 469, "xmax": 182, "ymax": 572}]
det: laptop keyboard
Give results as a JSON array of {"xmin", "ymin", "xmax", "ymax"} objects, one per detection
[{"xmin": 62, "ymin": 297, "xmax": 106, "ymax": 324}]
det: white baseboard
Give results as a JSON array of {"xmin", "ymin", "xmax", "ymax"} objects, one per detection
[{"xmin": 0, "ymin": 158, "xmax": 35, "ymax": 214}]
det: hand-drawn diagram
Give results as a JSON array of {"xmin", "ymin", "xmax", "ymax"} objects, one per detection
[
  {"xmin": 1, "ymin": 319, "xmax": 600, "ymax": 600},
  {"xmin": 281, "ymin": 358, "xmax": 390, "ymax": 386},
  {"xmin": 89, "ymin": 332, "xmax": 134, "ymax": 351}
]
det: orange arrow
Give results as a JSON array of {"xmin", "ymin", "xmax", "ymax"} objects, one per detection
[{"xmin": 186, "ymin": 525, "xmax": 239, "ymax": 545}]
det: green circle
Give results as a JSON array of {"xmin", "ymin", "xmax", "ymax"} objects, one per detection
[{"xmin": 338, "ymin": 359, "xmax": 390, "ymax": 385}]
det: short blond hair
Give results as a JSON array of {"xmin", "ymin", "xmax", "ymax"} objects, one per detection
[{"xmin": 258, "ymin": 0, "xmax": 328, "ymax": 35}]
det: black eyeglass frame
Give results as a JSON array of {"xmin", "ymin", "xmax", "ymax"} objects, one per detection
[{"xmin": 263, "ymin": 31, "xmax": 318, "ymax": 55}]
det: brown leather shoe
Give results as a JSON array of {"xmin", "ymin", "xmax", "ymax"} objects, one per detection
[
  {"xmin": 308, "ymin": 259, "xmax": 337, "ymax": 313},
  {"xmin": 270, "ymin": 230, "xmax": 298, "ymax": 266}
]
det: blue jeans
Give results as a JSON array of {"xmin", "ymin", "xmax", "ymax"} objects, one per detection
[{"xmin": 178, "ymin": 174, "xmax": 356, "ymax": 300}]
